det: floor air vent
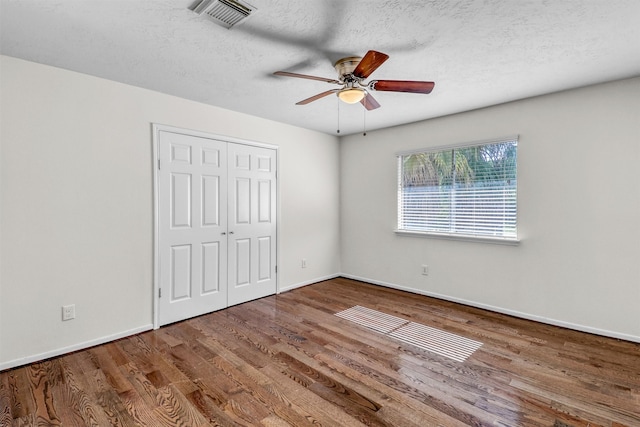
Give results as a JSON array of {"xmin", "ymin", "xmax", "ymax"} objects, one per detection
[{"xmin": 191, "ymin": 0, "xmax": 256, "ymax": 29}]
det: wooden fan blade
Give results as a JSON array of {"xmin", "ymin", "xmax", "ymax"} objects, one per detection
[
  {"xmin": 370, "ymin": 80, "xmax": 435, "ymax": 94},
  {"xmin": 353, "ymin": 50, "xmax": 389, "ymax": 79},
  {"xmin": 273, "ymin": 71, "xmax": 340, "ymax": 84},
  {"xmin": 296, "ymin": 89, "xmax": 340, "ymax": 105},
  {"xmin": 360, "ymin": 92, "xmax": 380, "ymax": 110}
]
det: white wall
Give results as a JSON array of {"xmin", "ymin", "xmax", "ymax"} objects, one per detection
[
  {"xmin": 340, "ymin": 77, "xmax": 640, "ymax": 342},
  {"xmin": 2, "ymin": 55, "xmax": 638, "ymax": 370},
  {"xmin": 0, "ymin": 56, "xmax": 341, "ymax": 369}
]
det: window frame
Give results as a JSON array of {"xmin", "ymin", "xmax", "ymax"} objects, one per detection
[{"xmin": 395, "ymin": 136, "xmax": 520, "ymax": 245}]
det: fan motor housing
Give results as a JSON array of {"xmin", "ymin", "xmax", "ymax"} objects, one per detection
[{"xmin": 334, "ymin": 56, "xmax": 362, "ymax": 80}]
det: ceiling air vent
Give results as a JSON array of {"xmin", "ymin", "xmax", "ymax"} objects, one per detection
[{"xmin": 191, "ymin": 0, "xmax": 256, "ymax": 29}]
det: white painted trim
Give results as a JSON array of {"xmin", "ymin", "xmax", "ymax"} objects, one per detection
[
  {"xmin": 151, "ymin": 123, "xmax": 279, "ymax": 329},
  {"xmin": 278, "ymin": 273, "xmax": 341, "ymax": 293},
  {"xmin": 275, "ymin": 148, "xmax": 281, "ymax": 294},
  {"xmin": 340, "ymin": 273, "xmax": 640, "ymax": 344},
  {"xmin": 151, "ymin": 123, "xmax": 278, "ymax": 150},
  {"xmin": 151, "ymin": 124, "xmax": 160, "ymax": 329},
  {"xmin": 0, "ymin": 324, "xmax": 153, "ymax": 371},
  {"xmin": 395, "ymin": 134, "xmax": 519, "ymax": 156},
  {"xmin": 395, "ymin": 230, "xmax": 520, "ymax": 245}
]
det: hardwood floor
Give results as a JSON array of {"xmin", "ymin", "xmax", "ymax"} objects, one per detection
[{"xmin": 1, "ymin": 277, "xmax": 639, "ymax": 426}]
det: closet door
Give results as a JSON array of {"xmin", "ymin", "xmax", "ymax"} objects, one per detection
[
  {"xmin": 227, "ymin": 143, "xmax": 277, "ymax": 306},
  {"xmin": 158, "ymin": 131, "xmax": 228, "ymax": 326}
]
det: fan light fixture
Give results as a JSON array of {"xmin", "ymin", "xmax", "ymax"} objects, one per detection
[{"xmin": 338, "ymin": 88, "xmax": 365, "ymax": 104}]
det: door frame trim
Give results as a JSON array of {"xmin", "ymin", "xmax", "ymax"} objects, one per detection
[{"xmin": 151, "ymin": 123, "xmax": 279, "ymax": 329}]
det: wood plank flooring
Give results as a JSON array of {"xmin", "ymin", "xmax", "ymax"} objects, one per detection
[{"xmin": 1, "ymin": 277, "xmax": 639, "ymax": 426}]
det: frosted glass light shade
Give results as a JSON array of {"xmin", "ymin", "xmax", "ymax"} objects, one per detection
[{"xmin": 338, "ymin": 88, "xmax": 365, "ymax": 104}]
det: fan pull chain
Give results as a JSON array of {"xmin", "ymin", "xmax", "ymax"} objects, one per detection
[
  {"xmin": 336, "ymin": 99, "xmax": 341, "ymax": 134},
  {"xmin": 363, "ymin": 109, "xmax": 367, "ymax": 136}
]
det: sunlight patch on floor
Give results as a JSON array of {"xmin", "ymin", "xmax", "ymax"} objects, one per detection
[{"xmin": 335, "ymin": 305, "xmax": 482, "ymax": 362}]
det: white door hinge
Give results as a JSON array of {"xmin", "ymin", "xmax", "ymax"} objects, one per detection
[{"xmin": 159, "ymin": 288, "xmax": 162, "ymax": 298}]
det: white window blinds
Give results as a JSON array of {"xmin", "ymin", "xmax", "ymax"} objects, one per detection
[{"xmin": 397, "ymin": 137, "xmax": 518, "ymax": 240}]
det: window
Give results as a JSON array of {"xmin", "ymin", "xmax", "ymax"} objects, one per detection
[{"xmin": 397, "ymin": 136, "xmax": 518, "ymax": 242}]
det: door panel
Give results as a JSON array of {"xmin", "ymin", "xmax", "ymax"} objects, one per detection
[
  {"xmin": 201, "ymin": 242, "xmax": 220, "ymax": 294},
  {"xmin": 258, "ymin": 236, "xmax": 272, "ymax": 281},
  {"xmin": 258, "ymin": 180, "xmax": 272, "ymax": 222},
  {"xmin": 227, "ymin": 144, "xmax": 277, "ymax": 306},
  {"xmin": 171, "ymin": 173, "xmax": 192, "ymax": 228},
  {"xmin": 201, "ymin": 175, "xmax": 220, "ymax": 226},
  {"xmin": 235, "ymin": 238, "xmax": 251, "ymax": 286},
  {"xmin": 170, "ymin": 143, "xmax": 191, "ymax": 163},
  {"xmin": 171, "ymin": 244, "xmax": 191, "ymax": 300},
  {"xmin": 235, "ymin": 178, "xmax": 251, "ymax": 224},
  {"xmin": 158, "ymin": 131, "xmax": 228, "ymax": 326}
]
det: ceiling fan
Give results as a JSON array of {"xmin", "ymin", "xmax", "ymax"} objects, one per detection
[{"xmin": 273, "ymin": 50, "xmax": 435, "ymax": 110}]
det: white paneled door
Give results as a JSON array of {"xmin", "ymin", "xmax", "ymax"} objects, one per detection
[
  {"xmin": 157, "ymin": 129, "xmax": 276, "ymax": 326},
  {"xmin": 227, "ymin": 143, "xmax": 277, "ymax": 306}
]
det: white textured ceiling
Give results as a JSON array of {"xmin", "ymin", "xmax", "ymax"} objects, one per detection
[{"xmin": 2, "ymin": 0, "xmax": 639, "ymax": 135}]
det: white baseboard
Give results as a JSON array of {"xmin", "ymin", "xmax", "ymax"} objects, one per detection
[
  {"xmin": 278, "ymin": 273, "xmax": 341, "ymax": 293},
  {"xmin": 0, "ymin": 324, "xmax": 154, "ymax": 371},
  {"xmin": 340, "ymin": 273, "xmax": 640, "ymax": 344}
]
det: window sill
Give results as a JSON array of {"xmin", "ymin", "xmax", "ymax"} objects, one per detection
[{"xmin": 394, "ymin": 230, "xmax": 520, "ymax": 246}]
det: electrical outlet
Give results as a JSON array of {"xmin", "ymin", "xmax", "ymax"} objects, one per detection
[
  {"xmin": 421, "ymin": 265, "xmax": 429, "ymax": 276},
  {"xmin": 62, "ymin": 304, "xmax": 75, "ymax": 321},
  {"xmin": 301, "ymin": 258, "xmax": 307, "ymax": 268}
]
